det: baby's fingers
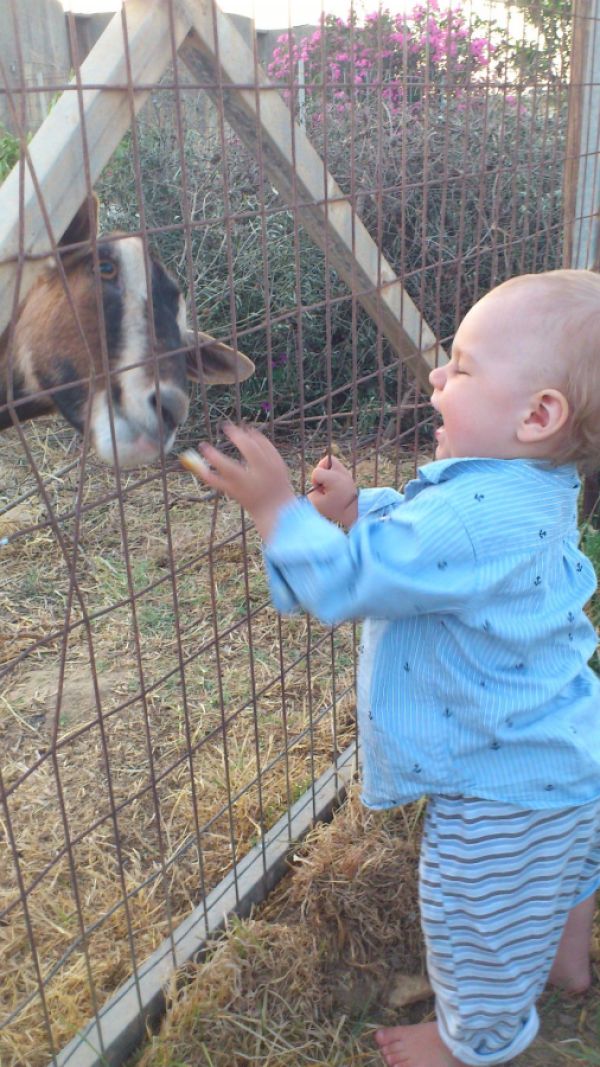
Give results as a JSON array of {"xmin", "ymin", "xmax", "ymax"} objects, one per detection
[
  {"xmin": 222, "ymin": 421, "xmax": 264, "ymax": 453},
  {"xmin": 199, "ymin": 442, "xmax": 247, "ymax": 486},
  {"xmin": 180, "ymin": 445, "xmax": 239, "ymax": 494},
  {"xmin": 316, "ymin": 454, "xmax": 350, "ymax": 473},
  {"xmin": 180, "ymin": 448, "xmax": 216, "ymax": 484},
  {"xmin": 310, "ymin": 464, "xmax": 340, "ymax": 490},
  {"xmin": 223, "ymin": 421, "xmax": 281, "ymax": 467}
]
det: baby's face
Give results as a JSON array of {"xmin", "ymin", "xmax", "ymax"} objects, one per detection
[{"xmin": 429, "ymin": 287, "xmax": 552, "ymax": 461}]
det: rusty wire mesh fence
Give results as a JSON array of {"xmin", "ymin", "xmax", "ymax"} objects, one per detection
[{"xmin": 0, "ymin": 0, "xmax": 599, "ymax": 1064}]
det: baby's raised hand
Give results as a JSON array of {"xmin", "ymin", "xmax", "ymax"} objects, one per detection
[
  {"xmin": 309, "ymin": 455, "xmax": 358, "ymax": 528},
  {"xmin": 181, "ymin": 423, "xmax": 295, "ymax": 541}
]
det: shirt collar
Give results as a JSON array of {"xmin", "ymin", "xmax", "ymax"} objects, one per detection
[{"xmin": 407, "ymin": 456, "xmax": 579, "ymax": 492}]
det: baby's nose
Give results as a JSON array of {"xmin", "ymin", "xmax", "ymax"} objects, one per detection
[{"xmin": 429, "ymin": 364, "xmax": 446, "ymax": 390}]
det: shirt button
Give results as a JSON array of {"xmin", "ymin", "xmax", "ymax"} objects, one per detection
[
  {"xmin": 545, "ymin": 784, "xmax": 555, "ymax": 791},
  {"xmin": 443, "ymin": 708, "xmax": 452, "ymax": 718}
]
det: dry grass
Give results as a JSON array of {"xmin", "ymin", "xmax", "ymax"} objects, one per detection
[
  {"xmin": 3, "ymin": 419, "xmax": 597, "ymax": 1067},
  {"xmin": 132, "ymin": 789, "xmax": 600, "ymax": 1067},
  {"xmin": 0, "ymin": 415, "xmax": 407, "ymax": 1066},
  {"xmin": 133, "ymin": 789, "xmax": 426, "ymax": 1067}
]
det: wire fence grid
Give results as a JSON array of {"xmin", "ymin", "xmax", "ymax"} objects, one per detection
[{"xmin": 0, "ymin": 1, "xmax": 599, "ymax": 1065}]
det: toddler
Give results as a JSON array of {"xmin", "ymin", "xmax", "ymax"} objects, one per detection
[{"xmin": 188, "ymin": 269, "xmax": 600, "ymax": 1067}]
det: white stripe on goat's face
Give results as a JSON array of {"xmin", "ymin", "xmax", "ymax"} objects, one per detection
[{"xmin": 90, "ymin": 237, "xmax": 190, "ymax": 467}]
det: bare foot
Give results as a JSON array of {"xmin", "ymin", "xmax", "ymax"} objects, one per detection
[
  {"xmin": 375, "ymin": 1021, "xmax": 468, "ymax": 1066},
  {"xmin": 547, "ymin": 894, "xmax": 596, "ymax": 995}
]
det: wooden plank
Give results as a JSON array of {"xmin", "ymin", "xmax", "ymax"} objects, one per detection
[
  {"xmin": 563, "ymin": 0, "xmax": 600, "ymax": 270},
  {"xmin": 177, "ymin": 0, "xmax": 446, "ymax": 387},
  {"xmin": 51, "ymin": 744, "xmax": 357, "ymax": 1067},
  {"xmin": 563, "ymin": 0, "xmax": 600, "ymax": 503},
  {"xmin": 0, "ymin": 0, "xmax": 193, "ymax": 338}
]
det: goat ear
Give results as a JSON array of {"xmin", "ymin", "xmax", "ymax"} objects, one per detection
[
  {"xmin": 185, "ymin": 330, "xmax": 255, "ymax": 384},
  {"xmin": 59, "ymin": 193, "xmax": 100, "ymax": 253}
]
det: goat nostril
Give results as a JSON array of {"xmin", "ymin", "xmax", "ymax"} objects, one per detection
[
  {"xmin": 149, "ymin": 388, "xmax": 188, "ymax": 435},
  {"xmin": 161, "ymin": 407, "xmax": 175, "ymax": 434}
]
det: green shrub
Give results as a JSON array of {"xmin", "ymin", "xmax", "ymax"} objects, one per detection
[{"xmin": 0, "ymin": 123, "xmax": 22, "ymax": 183}]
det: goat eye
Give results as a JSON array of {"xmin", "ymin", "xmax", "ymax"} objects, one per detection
[{"xmin": 99, "ymin": 259, "xmax": 118, "ymax": 280}]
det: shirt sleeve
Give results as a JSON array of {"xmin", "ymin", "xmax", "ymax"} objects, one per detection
[{"xmin": 263, "ymin": 490, "xmax": 478, "ymax": 625}]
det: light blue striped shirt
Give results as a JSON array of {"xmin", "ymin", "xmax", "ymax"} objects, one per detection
[{"xmin": 264, "ymin": 458, "xmax": 600, "ymax": 809}]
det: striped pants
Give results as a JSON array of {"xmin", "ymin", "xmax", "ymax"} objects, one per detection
[{"xmin": 420, "ymin": 794, "xmax": 600, "ymax": 1065}]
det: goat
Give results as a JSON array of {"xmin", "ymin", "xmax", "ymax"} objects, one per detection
[{"xmin": 0, "ymin": 197, "xmax": 254, "ymax": 467}]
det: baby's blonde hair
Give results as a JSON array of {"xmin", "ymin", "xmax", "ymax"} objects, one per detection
[{"xmin": 490, "ymin": 269, "xmax": 600, "ymax": 475}]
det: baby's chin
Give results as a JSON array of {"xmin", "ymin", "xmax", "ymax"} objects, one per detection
[{"xmin": 434, "ymin": 426, "xmax": 450, "ymax": 459}]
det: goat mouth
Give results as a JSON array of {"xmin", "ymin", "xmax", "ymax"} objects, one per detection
[
  {"xmin": 118, "ymin": 427, "xmax": 178, "ymax": 466},
  {"xmin": 92, "ymin": 407, "xmax": 178, "ymax": 467}
]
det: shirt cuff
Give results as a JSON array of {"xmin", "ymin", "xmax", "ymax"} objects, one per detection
[
  {"xmin": 265, "ymin": 496, "xmax": 344, "ymax": 562},
  {"xmin": 358, "ymin": 486, "xmax": 404, "ymax": 519}
]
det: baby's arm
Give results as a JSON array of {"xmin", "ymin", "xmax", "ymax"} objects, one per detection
[
  {"xmin": 183, "ymin": 427, "xmax": 477, "ymax": 627},
  {"xmin": 309, "ymin": 455, "xmax": 358, "ymax": 528}
]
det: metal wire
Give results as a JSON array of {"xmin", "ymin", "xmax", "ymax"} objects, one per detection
[{"xmin": 0, "ymin": 2, "xmax": 598, "ymax": 1065}]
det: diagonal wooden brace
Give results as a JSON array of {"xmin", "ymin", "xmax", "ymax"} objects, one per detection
[
  {"xmin": 0, "ymin": 0, "xmax": 193, "ymax": 339},
  {"xmin": 178, "ymin": 0, "xmax": 445, "ymax": 386}
]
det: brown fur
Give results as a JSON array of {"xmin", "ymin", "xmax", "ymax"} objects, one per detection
[{"xmin": 1, "ymin": 265, "xmax": 101, "ymax": 418}]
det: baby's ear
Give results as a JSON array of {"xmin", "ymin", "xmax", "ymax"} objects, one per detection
[{"xmin": 517, "ymin": 389, "xmax": 569, "ymax": 443}]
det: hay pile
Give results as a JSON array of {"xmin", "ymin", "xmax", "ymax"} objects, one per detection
[
  {"xmin": 134, "ymin": 788, "xmax": 600, "ymax": 1067},
  {"xmin": 133, "ymin": 790, "xmax": 429, "ymax": 1067}
]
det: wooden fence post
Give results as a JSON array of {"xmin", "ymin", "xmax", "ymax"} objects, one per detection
[{"xmin": 563, "ymin": 0, "xmax": 600, "ymax": 522}]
